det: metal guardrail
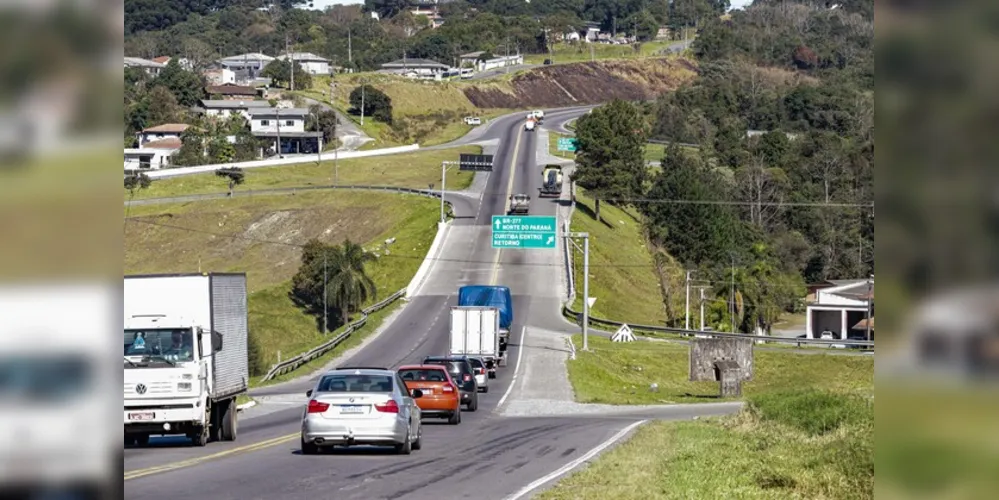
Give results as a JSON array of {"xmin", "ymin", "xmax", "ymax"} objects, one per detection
[
  {"xmin": 562, "ymin": 303, "xmax": 874, "ymax": 349},
  {"xmin": 261, "ymin": 288, "xmax": 407, "ymax": 382}
]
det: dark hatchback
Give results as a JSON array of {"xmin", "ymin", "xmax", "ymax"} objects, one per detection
[{"xmin": 422, "ymin": 356, "xmax": 478, "ymax": 412}]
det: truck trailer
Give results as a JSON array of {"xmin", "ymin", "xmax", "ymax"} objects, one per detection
[
  {"xmin": 449, "ymin": 306, "xmax": 502, "ymax": 377},
  {"xmin": 123, "ymin": 273, "xmax": 249, "ymax": 447},
  {"xmin": 457, "ymin": 286, "xmax": 513, "ymax": 357}
]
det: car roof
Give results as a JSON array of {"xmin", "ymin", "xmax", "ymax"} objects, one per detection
[
  {"xmin": 321, "ymin": 368, "xmax": 395, "ymax": 376},
  {"xmin": 398, "ymin": 364, "xmax": 449, "ymax": 371}
]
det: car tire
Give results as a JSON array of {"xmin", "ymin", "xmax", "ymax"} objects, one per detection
[
  {"xmin": 412, "ymin": 424, "xmax": 422, "ymax": 451},
  {"xmin": 395, "ymin": 428, "xmax": 412, "ymax": 455},
  {"xmin": 134, "ymin": 434, "xmax": 149, "ymax": 446},
  {"xmin": 482, "ymin": 385, "xmax": 489, "ymax": 394},
  {"xmin": 301, "ymin": 437, "xmax": 319, "ymax": 455},
  {"xmin": 448, "ymin": 409, "xmax": 461, "ymax": 425},
  {"xmin": 467, "ymin": 394, "xmax": 478, "ymax": 412},
  {"xmin": 488, "ymin": 371, "xmax": 497, "ymax": 379}
]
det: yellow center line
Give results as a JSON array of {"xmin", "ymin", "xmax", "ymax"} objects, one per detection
[
  {"xmin": 123, "ymin": 433, "xmax": 299, "ymax": 481},
  {"xmin": 491, "ymin": 127, "xmax": 524, "ymax": 286}
]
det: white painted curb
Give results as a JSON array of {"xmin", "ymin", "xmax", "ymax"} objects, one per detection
[
  {"xmin": 236, "ymin": 400, "xmax": 257, "ymax": 412},
  {"xmin": 142, "ymin": 144, "xmax": 420, "ymax": 179},
  {"xmin": 405, "ymin": 221, "xmax": 451, "ymax": 299}
]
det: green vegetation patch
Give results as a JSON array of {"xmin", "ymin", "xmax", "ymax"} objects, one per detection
[
  {"xmin": 539, "ymin": 390, "xmax": 873, "ymax": 500},
  {"xmin": 566, "ymin": 335, "xmax": 873, "ymax": 405}
]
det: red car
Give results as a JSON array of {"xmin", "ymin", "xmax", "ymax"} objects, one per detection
[{"xmin": 397, "ymin": 364, "xmax": 462, "ymax": 425}]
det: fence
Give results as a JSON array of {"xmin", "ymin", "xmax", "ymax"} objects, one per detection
[
  {"xmin": 261, "ymin": 288, "xmax": 407, "ymax": 382},
  {"xmin": 125, "ymin": 184, "xmax": 459, "ymax": 207}
]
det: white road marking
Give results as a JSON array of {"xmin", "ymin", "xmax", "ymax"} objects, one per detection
[
  {"xmin": 504, "ymin": 419, "xmax": 650, "ymax": 500},
  {"xmin": 496, "ymin": 326, "xmax": 527, "ymax": 409}
]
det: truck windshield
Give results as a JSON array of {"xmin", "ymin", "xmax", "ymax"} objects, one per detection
[{"xmin": 124, "ymin": 328, "xmax": 195, "ymax": 364}]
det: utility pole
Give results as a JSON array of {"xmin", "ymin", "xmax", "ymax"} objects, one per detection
[
  {"xmin": 347, "ymin": 27, "xmax": 352, "ymax": 64},
  {"xmin": 323, "ymin": 252, "xmax": 328, "ymax": 334},
  {"xmin": 865, "ymin": 275, "xmax": 873, "ymax": 341},
  {"xmin": 730, "ymin": 256, "xmax": 736, "ymax": 334},
  {"xmin": 275, "ymin": 107, "xmax": 281, "ymax": 158},
  {"xmin": 699, "ymin": 287, "xmax": 707, "ymax": 331},
  {"xmin": 566, "ymin": 232, "xmax": 592, "ymax": 351},
  {"xmin": 360, "ymin": 80, "xmax": 365, "ymax": 126},
  {"xmin": 685, "ymin": 270, "xmax": 693, "ymax": 331},
  {"xmin": 286, "ymin": 35, "xmax": 294, "ymax": 92}
]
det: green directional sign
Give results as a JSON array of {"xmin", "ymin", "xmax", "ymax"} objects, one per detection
[
  {"xmin": 491, "ymin": 215, "xmax": 558, "ymax": 249},
  {"xmin": 556, "ymin": 137, "xmax": 578, "ymax": 152}
]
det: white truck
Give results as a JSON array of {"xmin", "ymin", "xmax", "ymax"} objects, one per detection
[
  {"xmin": 449, "ymin": 306, "xmax": 502, "ymax": 379},
  {"xmin": 123, "ymin": 273, "xmax": 249, "ymax": 447},
  {"xmin": 525, "ymin": 118, "xmax": 537, "ymax": 132}
]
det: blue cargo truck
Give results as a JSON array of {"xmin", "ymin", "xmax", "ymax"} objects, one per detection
[{"xmin": 457, "ymin": 286, "xmax": 512, "ymax": 368}]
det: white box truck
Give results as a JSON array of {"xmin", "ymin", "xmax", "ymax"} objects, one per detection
[
  {"xmin": 123, "ymin": 273, "xmax": 249, "ymax": 447},
  {"xmin": 449, "ymin": 306, "xmax": 502, "ymax": 379}
]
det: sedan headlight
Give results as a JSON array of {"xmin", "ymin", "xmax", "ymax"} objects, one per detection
[{"xmin": 177, "ymin": 382, "xmax": 192, "ymax": 392}]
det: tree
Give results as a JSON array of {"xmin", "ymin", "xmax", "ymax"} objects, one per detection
[
  {"xmin": 364, "ymin": 0, "xmax": 409, "ymax": 19},
  {"xmin": 215, "ymin": 167, "xmax": 245, "ymax": 197},
  {"xmin": 571, "ymin": 99, "xmax": 648, "ymax": 219},
  {"xmin": 152, "ymin": 59, "xmax": 205, "ymax": 107},
  {"xmin": 307, "ymin": 105, "xmax": 338, "ymax": 145},
  {"xmin": 261, "ymin": 59, "xmax": 313, "ymax": 90},
  {"xmin": 145, "ymin": 85, "xmax": 182, "ymax": 125},
  {"xmin": 349, "ymin": 84, "xmax": 393, "ymax": 123},
  {"xmin": 124, "ymin": 173, "xmax": 153, "ymax": 199},
  {"xmin": 290, "ymin": 238, "xmax": 378, "ymax": 330}
]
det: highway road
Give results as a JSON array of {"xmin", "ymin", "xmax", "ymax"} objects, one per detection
[{"xmin": 123, "ymin": 107, "xmax": 737, "ymax": 500}]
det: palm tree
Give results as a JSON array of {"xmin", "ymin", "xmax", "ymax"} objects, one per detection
[{"xmin": 325, "ymin": 239, "xmax": 377, "ymax": 327}]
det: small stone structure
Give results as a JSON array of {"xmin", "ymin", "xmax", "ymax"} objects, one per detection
[{"xmin": 689, "ymin": 337, "xmax": 754, "ymax": 398}]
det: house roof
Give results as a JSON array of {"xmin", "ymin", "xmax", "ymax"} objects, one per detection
[
  {"xmin": 277, "ymin": 52, "xmax": 330, "ymax": 62},
  {"xmin": 124, "ymin": 57, "xmax": 164, "ymax": 68},
  {"xmin": 200, "ymin": 99, "xmax": 272, "ymax": 109},
  {"xmin": 819, "ymin": 280, "xmax": 873, "ymax": 302},
  {"xmin": 206, "ymin": 84, "xmax": 258, "ymax": 95},
  {"xmin": 250, "ymin": 107, "xmax": 310, "ymax": 118},
  {"xmin": 142, "ymin": 123, "xmax": 190, "ymax": 133},
  {"xmin": 152, "ymin": 56, "xmax": 172, "ymax": 64},
  {"xmin": 141, "ymin": 137, "xmax": 183, "ymax": 150},
  {"xmin": 219, "ymin": 53, "xmax": 275, "ymax": 63},
  {"xmin": 381, "ymin": 58, "xmax": 449, "ymax": 69},
  {"xmin": 461, "ymin": 51, "xmax": 485, "ymax": 58}
]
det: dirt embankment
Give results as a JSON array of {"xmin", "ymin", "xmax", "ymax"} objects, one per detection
[{"xmin": 463, "ymin": 58, "xmax": 698, "ymax": 109}]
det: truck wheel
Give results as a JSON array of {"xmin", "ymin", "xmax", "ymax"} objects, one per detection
[
  {"xmin": 488, "ymin": 371, "xmax": 497, "ymax": 379},
  {"xmin": 134, "ymin": 434, "xmax": 149, "ymax": 446},
  {"xmin": 191, "ymin": 426, "xmax": 208, "ymax": 447},
  {"xmin": 221, "ymin": 399, "xmax": 238, "ymax": 441}
]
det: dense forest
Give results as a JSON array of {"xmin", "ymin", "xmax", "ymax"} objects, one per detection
[
  {"xmin": 124, "ymin": 0, "xmax": 730, "ymax": 70},
  {"xmin": 572, "ymin": 0, "xmax": 873, "ymax": 333}
]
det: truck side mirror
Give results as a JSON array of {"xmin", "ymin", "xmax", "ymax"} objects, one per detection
[{"xmin": 212, "ymin": 330, "xmax": 223, "ymax": 352}]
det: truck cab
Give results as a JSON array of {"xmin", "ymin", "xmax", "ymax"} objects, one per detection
[
  {"xmin": 123, "ymin": 314, "xmax": 225, "ymax": 445},
  {"xmin": 524, "ymin": 119, "xmax": 536, "ymax": 132},
  {"xmin": 509, "ymin": 194, "xmax": 530, "ymax": 214}
]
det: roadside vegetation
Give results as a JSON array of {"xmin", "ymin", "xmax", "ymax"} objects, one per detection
[
  {"xmin": 124, "ymin": 191, "xmax": 440, "ymax": 380},
  {"xmin": 523, "ymin": 40, "xmax": 681, "ymax": 65},
  {"xmin": 540, "ymin": 388, "xmax": 873, "ymax": 500},
  {"xmin": 566, "ymin": 335, "xmax": 873, "ymax": 405},
  {"xmin": 125, "ymin": 146, "xmax": 481, "ymax": 200}
]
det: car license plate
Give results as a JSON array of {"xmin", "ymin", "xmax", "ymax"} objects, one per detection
[
  {"xmin": 129, "ymin": 412, "xmax": 154, "ymax": 421},
  {"xmin": 339, "ymin": 405, "xmax": 364, "ymax": 414}
]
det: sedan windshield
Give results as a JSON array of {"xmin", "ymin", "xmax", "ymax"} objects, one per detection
[{"xmin": 316, "ymin": 374, "xmax": 393, "ymax": 393}]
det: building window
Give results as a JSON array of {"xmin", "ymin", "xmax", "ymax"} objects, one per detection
[
  {"xmin": 285, "ymin": 120, "xmax": 295, "ymax": 127},
  {"xmin": 260, "ymin": 120, "xmax": 270, "ymax": 126}
]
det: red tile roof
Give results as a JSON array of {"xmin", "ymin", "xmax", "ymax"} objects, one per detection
[
  {"xmin": 152, "ymin": 56, "xmax": 172, "ymax": 64},
  {"xmin": 142, "ymin": 123, "xmax": 190, "ymax": 133}
]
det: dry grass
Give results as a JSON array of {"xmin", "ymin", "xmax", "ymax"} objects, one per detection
[
  {"xmin": 127, "ymin": 147, "xmax": 481, "ymax": 200},
  {"xmin": 125, "ymin": 191, "xmax": 441, "ymax": 372},
  {"xmin": 523, "ymin": 41, "xmax": 680, "ymax": 65}
]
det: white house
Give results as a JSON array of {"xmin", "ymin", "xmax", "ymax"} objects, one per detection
[
  {"xmin": 124, "ymin": 57, "xmax": 165, "ymax": 77},
  {"xmin": 277, "ymin": 52, "xmax": 332, "ymax": 75},
  {"xmin": 203, "ymin": 68, "xmax": 236, "ymax": 86},
  {"xmin": 460, "ymin": 52, "xmax": 524, "ymax": 72},
  {"xmin": 218, "ymin": 53, "xmax": 275, "ymax": 76},
  {"xmin": 124, "ymin": 137, "xmax": 181, "ymax": 171},
  {"xmin": 249, "ymin": 108, "xmax": 323, "ymax": 156},
  {"xmin": 379, "ymin": 58, "xmax": 450, "ymax": 79},
  {"xmin": 136, "ymin": 123, "xmax": 190, "ymax": 147},
  {"xmin": 200, "ymin": 99, "xmax": 272, "ymax": 120},
  {"xmin": 806, "ymin": 279, "xmax": 873, "ymax": 340}
]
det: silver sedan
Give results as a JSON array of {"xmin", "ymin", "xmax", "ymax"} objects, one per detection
[{"xmin": 300, "ymin": 368, "xmax": 423, "ymax": 455}]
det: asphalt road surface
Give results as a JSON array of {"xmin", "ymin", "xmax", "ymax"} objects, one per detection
[{"xmin": 123, "ymin": 107, "xmax": 735, "ymax": 500}]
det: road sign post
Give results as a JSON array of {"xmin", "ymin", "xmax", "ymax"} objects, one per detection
[
  {"xmin": 556, "ymin": 137, "xmax": 578, "ymax": 152},
  {"xmin": 565, "ymin": 231, "xmax": 591, "ymax": 351},
  {"xmin": 491, "ymin": 215, "xmax": 558, "ymax": 249}
]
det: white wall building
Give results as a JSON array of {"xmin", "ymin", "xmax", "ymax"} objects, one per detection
[
  {"xmin": 203, "ymin": 68, "xmax": 236, "ymax": 86},
  {"xmin": 124, "ymin": 57, "xmax": 165, "ymax": 77},
  {"xmin": 249, "ymin": 108, "xmax": 323, "ymax": 156},
  {"xmin": 136, "ymin": 124, "xmax": 190, "ymax": 147},
  {"xmin": 124, "ymin": 137, "xmax": 181, "ymax": 171},
  {"xmin": 218, "ymin": 53, "xmax": 275, "ymax": 75},
  {"xmin": 200, "ymin": 99, "xmax": 272, "ymax": 120},
  {"xmin": 277, "ymin": 52, "xmax": 332, "ymax": 75},
  {"xmin": 806, "ymin": 279, "xmax": 873, "ymax": 340}
]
